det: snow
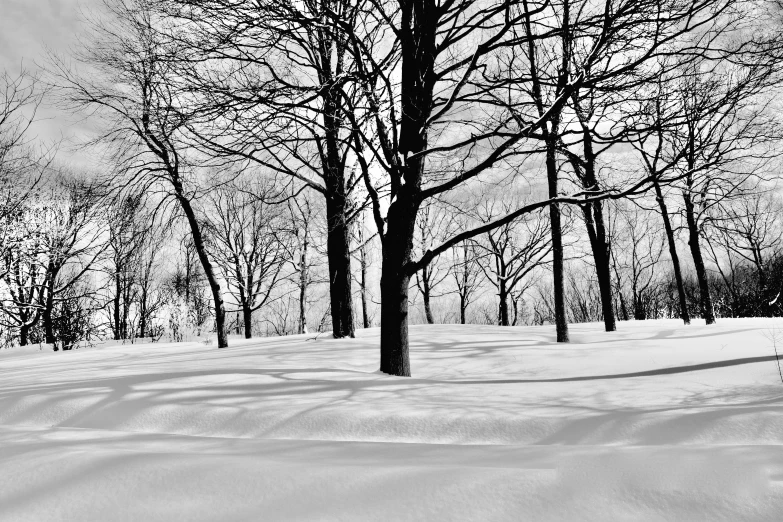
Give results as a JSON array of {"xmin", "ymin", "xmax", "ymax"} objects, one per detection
[{"xmin": 1, "ymin": 318, "xmax": 782, "ymax": 521}]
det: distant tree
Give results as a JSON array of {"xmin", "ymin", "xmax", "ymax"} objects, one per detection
[
  {"xmin": 48, "ymin": 0, "xmax": 230, "ymax": 347},
  {"xmin": 413, "ymin": 200, "xmax": 451, "ymax": 325},
  {"xmin": 450, "ymin": 240, "xmax": 484, "ymax": 326},
  {"xmin": 37, "ymin": 174, "xmax": 105, "ymax": 347},
  {"xmin": 205, "ymin": 175, "xmax": 288, "ymax": 339},
  {"xmin": 611, "ymin": 201, "xmax": 666, "ymax": 320},
  {"xmin": 473, "ymin": 197, "xmax": 551, "ymax": 326},
  {"xmin": 705, "ymin": 188, "xmax": 783, "ymax": 316}
]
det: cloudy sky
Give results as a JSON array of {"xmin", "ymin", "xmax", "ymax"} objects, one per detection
[{"xmin": 1, "ymin": 0, "xmax": 95, "ymax": 164}]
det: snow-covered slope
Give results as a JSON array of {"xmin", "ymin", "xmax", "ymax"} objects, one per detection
[{"xmin": 1, "ymin": 319, "xmax": 782, "ymax": 521}]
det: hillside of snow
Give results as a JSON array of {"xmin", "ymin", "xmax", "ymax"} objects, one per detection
[{"xmin": 2, "ymin": 319, "xmax": 782, "ymax": 521}]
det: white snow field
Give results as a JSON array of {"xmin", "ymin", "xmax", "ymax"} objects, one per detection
[{"xmin": 1, "ymin": 318, "xmax": 783, "ymax": 521}]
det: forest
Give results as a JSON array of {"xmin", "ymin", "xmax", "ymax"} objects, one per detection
[{"xmin": 1, "ymin": 0, "xmax": 783, "ymax": 378}]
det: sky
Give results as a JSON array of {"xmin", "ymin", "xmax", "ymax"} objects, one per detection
[{"xmin": 1, "ymin": 0, "xmax": 96, "ymax": 165}]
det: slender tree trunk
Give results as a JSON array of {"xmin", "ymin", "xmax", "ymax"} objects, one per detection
[
  {"xmin": 591, "ymin": 203, "xmax": 615, "ymax": 331},
  {"xmin": 546, "ymin": 139, "xmax": 569, "ymax": 342},
  {"xmin": 174, "ymin": 190, "xmax": 228, "ymax": 348},
  {"xmin": 611, "ymin": 253, "xmax": 630, "ymax": 321},
  {"xmin": 113, "ymin": 272, "xmax": 121, "ymax": 340},
  {"xmin": 683, "ymin": 190, "xmax": 715, "ymax": 324},
  {"xmin": 573, "ymin": 117, "xmax": 616, "ymax": 332},
  {"xmin": 422, "ymin": 266, "xmax": 435, "ymax": 324},
  {"xmin": 582, "ymin": 204, "xmax": 615, "ymax": 331},
  {"xmin": 299, "ymin": 248, "xmax": 308, "ymax": 335},
  {"xmin": 511, "ymin": 293, "xmax": 520, "ymax": 326},
  {"xmin": 43, "ymin": 273, "xmax": 56, "ymax": 346},
  {"xmin": 654, "ymin": 181, "xmax": 690, "ymax": 324},
  {"xmin": 360, "ymin": 238, "xmax": 370, "ymax": 328},
  {"xmin": 139, "ymin": 293, "xmax": 148, "ymax": 339},
  {"xmin": 122, "ymin": 283, "xmax": 131, "ymax": 339}
]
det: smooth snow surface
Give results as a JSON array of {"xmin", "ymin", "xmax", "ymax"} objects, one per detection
[{"xmin": 2, "ymin": 319, "xmax": 783, "ymax": 521}]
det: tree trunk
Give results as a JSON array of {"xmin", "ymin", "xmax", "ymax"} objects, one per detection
[
  {"xmin": 139, "ymin": 297, "xmax": 147, "ymax": 339},
  {"xmin": 20, "ymin": 323, "xmax": 29, "ymax": 346},
  {"xmin": 378, "ymin": 0, "xmax": 434, "ymax": 376},
  {"xmin": 683, "ymin": 190, "xmax": 715, "ymax": 324},
  {"xmin": 654, "ymin": 181, "xmax": 690, "ymax": 325},
  {"xmin": 498, "ymin": 281, "xmax": 510, "ymax": 326},
  {"xmin": 43, "ymin": 275, "xmax": 56, "ymax": 346},
  {"xmin": 360, "ymin": 239, "xmax": 370, "ymax": 328},
  {"xmin": 546, "ymin": 140, "xmax": 569, "ymax": 342},
  {"xmin": 325, "ymin": 195, "xmax": 355, "ymax": 338},
  {"xmin": 574, "ymin": 116, "xmax": 616, "ymax": 332},
  {"xmin": 379, "ymin": 191, "xmax": 418, "ymax": 377},
  {"xmin": 299, "ymin": 232, "xmax": 309, "ymax": 335},
  {"xmin": 422, "ymin": 265, "xmax": 435, "ymax": 324},
  {"xmin": 113, "ymin": 272, "xmax": 121, "ymax": 340},
  {"xmin": 242, "ymin": 301, "xmax": 252, "ymax": 339},
  {"xmin": 582, "ymin": 204, "xmax": 616, "ymax": 331},
  {"xmin": 174, "ymin": 190, "xmax": 228, "ymax": 348}
]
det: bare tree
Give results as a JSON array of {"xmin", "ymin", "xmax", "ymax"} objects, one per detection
[
  {"xmin": 155, "ymin": 0, "xmax": 375, "ymax": 339},
  {"xmin": 450, "ymin": 240, "xmax": 484, "ymax": 325},
  {"xmin": 342, "ymin": 0, "xmax": 753, "ymax": 375},
  {"xmin": 473, "ymin": 196, "xmax": 552, "ymax": 326},
  {"xmin": 0, "ymin": 200, "xmax": 47, "ymax": 345},
  {"xmin": 205, "ymin": 174, "xmax": 288, "ymax": 339},
  {"xmin": 284, "ymin": 195, "xmax": 326, "ymax": 335},
  {"xmin": 705, "ymin": 187, "xmax": 783, "ymax": 315},
  {"xmin": 48, "ymin": 0, "xmax": 230, "ymax": 347},
  {"xmin": 612, "ymin": 201, "xmax": 666, "ymax": 320},
  {"xmin": 38, "ymin": 174, "xmax": 105, "ymax": 347},
  {"xmin": 413, "ymin": 200, "xmax": 451, "ymax": 325}
]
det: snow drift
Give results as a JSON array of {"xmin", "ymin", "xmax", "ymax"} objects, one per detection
[{"xmin": 1, "ymin": 318, "xmax": 782, "ymax": 521}]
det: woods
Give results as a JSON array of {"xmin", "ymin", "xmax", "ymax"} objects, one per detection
[{"xmin": 1, "ymin": 0, "xmax": 783, "ymax": 376}]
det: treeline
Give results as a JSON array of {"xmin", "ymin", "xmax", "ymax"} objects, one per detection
[{"xmin": 1, "ymin": 0, "xmax": 783, "ymax": 376}]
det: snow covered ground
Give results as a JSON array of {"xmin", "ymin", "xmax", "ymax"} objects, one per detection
[{"xmin": 1, "ymin": 318, "xmax": 782, "ymax": 521}]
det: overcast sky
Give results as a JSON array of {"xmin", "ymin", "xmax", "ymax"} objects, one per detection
[{"xmin": 1, "ymin": 0, "xmax": 96, "ymax": 165}]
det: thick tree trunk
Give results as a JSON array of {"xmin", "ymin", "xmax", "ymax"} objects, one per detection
[
  {"xmin": 242, "ymin": 302, "xmax": 252, "ymax": 339},
  {"xmin": 498, "ymin": 281, "xmax": 510, "ymax": 326},
  {"xmin": 654, "ymin": 181, "xmax": 690, "ymax": 325},
  {"xmin": 683, "ymin": 191, "xmax": 715, "ymax": 324},
  {"xmin": 325, "ymin": 196, "xmax": 355, "ymax": 338},
  {"xmin": 20, "ymin": 323, "xmax": 29, "ymax": 346},
  {"xmin": 379, "ymin": 191, "xmax": 418, "ymax": 377},
  {"xmin": 378, "ymin": 0, "xmax": 434, "ymax": 376}
]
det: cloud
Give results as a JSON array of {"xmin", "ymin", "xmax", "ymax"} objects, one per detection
[{"xmin": 0, "ymin": 0, "xmax": 99, "ymax": 166}]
